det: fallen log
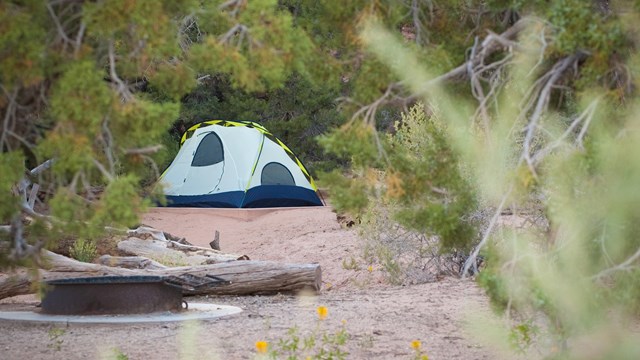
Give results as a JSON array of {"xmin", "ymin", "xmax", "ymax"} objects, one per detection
[
  {"xmin": 0, "ymin": 271, "xmax": 33, "ymax": 299},
  {"xmin": 117, "ymin": 237, "xmax": 245, "ymax": 265},
  {"xmin": 96, "ymin": 255, "xmax": 167, "ymax": 270},
  {"xmin": 0, "ymin": 249, "xmax": 321, "ymax": 300}
]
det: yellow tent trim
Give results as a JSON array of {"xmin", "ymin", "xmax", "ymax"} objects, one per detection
[
  {"xmin": 246, "ymin": 135, "xmax": 266, "ymax": 191},
  {"xmin": 178, "ymin": 119, "xmax": 318, "ymax": 191}
]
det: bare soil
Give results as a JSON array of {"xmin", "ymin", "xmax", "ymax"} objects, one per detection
[{"xmin": 0, "ymin": 206, "xmax": 497, "ymax": 359}]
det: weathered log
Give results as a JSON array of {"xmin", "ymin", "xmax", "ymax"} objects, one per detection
[
  {"xmin": 117, "ymin": 237, "xmax": 244, "ymax": 266},
  {"xmin": 127, "ymin": 226, "xmax": 229, "ymax": 255},
  {"xmin": 0, "ymin": 249, "xmax": 321, "ymax": 300},
  {"xmin": 96, "ymin": 255, "xmax": 167, "ymax": 270},
  {"xmin": 0, "ymin": 271, "xmax": 33, "ymax": 299},
  {"xmin": 42, "ymin": 250, "xmax": 134, "ymax": 274}
]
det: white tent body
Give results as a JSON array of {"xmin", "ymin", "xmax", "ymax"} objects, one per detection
[{"xmin": 159, "ymin": 121, "xmax": 322, "ymax": 208}]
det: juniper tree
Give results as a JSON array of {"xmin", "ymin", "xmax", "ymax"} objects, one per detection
[{"xmin": 0, "ymin": 0, "xmax": 333, "ymax": 264}]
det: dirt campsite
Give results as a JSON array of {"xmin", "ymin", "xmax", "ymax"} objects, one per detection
[{"xmin": 0, "ymin": 205, "xmax": 497, "ymax": 359}]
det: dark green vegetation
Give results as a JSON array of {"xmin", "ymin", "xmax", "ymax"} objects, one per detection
[{"xmin": 3, "ymin": 0, "xmax": 640, "ymax": 358}]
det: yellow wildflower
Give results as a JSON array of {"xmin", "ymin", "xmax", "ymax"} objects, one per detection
[
  {"xmin": 411, "ymin": 340, "xmax": 421, "ymax": 350},
  {"xmin": 317, "ymin": 305, "xmax": 328, "ymax": 320},
  {"xmin": 255, "ymin": 340, "xmax": 268, "ymax": 354},
  {"xmin": 367, "ymin": 265, "xmax": 373, "ymax": 272}
]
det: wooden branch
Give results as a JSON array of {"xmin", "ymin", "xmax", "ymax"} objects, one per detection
[
  {"xmin": 29, "ymin": 159, "xmax": 55, "ymax": 177},
  {"xmin": 96, "ymin": 255, "xmax": 167, "ymax": 270},
  {"xmin": 219, "ymin": 0, "xmax": 244, "ymax": 17},
  {"xmin": 469, "ymin": 36, "xmax": 491, "ymax": 129},
  {"xmin": 462, "ymin": 184, "xmax": 513, "ymax": 278},
  {"xmin": 521, "ymin": 53, "xmax": 584, "ymax": 176},
  {"xmin": 2, "ymin": 158, "xmax": 56, "ymax": 262},
  {"xmin": 127, "ymin": 226, "xmax": 168, "ymax": 241},
  {"xmin": 350, "ymin": 83, "xmax": 398, "ymax": 123},
  {"xmin": 108, "ymin": 41, "xmax": 133, "ymax": 101},
  {"xmin": 210, "ymin": 230, "xmax": 221, "ymax": 250},
  {"xmin": 46, "ymin": 3, "xmax": 73, "ymax": 47},
  {"xmin": 27, "ymin": 183, "xmax": 39, "ymax": 209},
  {"xmin": 592, "ymin": 246, "xmax": 640, "ymax": 281},
  {"xmin": 532, "ymin": 97, "xmax": 601, "ymax": 162},
  {"xmin": 428, "ymin": 17, "xmax": 528, "ymax": 86},
  {"xmin": 122, "ymin": 145, "xmax": 163, "ymax": 155},
  {"xmin": 1, "ymin": 87, "xmax": 18, "ymax": 151},
  {"xmin": 219, "ymin": 23, "xmax": 250, "ymax": 46},
  {"xmin": 74, "ymin": 21, "xmax": 86, "ymax": 55},
  {"xmin": 8, "ymin": 215, "xmax": 34, "ymax": 262},
  {"xmin": 101, "ymin": 118, "xmax": 116, "ymax": 175},
  {"xmin": 345, "ymin": 18, "xmax": 531, "ymax": 118}
]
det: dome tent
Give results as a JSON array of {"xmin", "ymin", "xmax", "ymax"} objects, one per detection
[{"xmin": 159, "ymin": 120, "xmax": 323, "ymax": 208}]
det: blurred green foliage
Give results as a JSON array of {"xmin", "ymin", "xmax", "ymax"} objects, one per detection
[
  {"xmin": 3, "ymin": 1, "xmax": 640, "ymax": 357},
  {"xmin": 313, "ymin": 1, "xmax": 640, "ymax": 357}
]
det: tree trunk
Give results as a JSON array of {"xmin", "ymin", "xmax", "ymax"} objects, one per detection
[{"xmin": 0, "ymin": 249, "xmax": 321, "ymax": 300}]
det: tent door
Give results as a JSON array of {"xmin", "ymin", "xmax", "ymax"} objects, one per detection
[
  {"xmin": 182, "ymin": 131, "xmax": 225, "ymax": 195},
  {"xmin": 182, "ymin": 162, "xmax": 224, "ymax": 194}
]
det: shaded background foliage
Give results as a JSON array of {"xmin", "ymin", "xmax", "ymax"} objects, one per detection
[{"xmin": 171, "ymin": 73, "xmax": 347, "ymax": 174}]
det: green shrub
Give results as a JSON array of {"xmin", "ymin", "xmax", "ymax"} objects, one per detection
[
  {"xmin": 323, "ymin": 103, "xmax": 478, "ymax": 284},
  {"xmin": 69, "ymin": 238, "xmax": 97, "ymax": 263}
]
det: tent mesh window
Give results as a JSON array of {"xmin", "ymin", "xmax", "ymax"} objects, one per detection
[
  {"xmin": 261, "ymin": 162, "xmax": 295, "ymax": 185},
  {"xmin": 191, "ymin": 132, "xmax": 224, "ymax": 167}
]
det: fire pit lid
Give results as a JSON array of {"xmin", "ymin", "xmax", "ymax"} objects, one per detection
[
  {"xmin": 46, "ymin": 275, "xmax": 166, "ymax": 285},
  {"xmin": 42, "ymin": 275, "xmax": 183, "ymax": 315}
]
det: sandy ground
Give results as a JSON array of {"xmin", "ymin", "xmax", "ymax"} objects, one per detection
[{"xmin": 0, "ymin": 206, "xmax": 497, "ymax": 359}]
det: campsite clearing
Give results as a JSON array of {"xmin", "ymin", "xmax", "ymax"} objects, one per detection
[{"xmin": 0, "ymin": 206, "xmax": 497, "ymax": 359}]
